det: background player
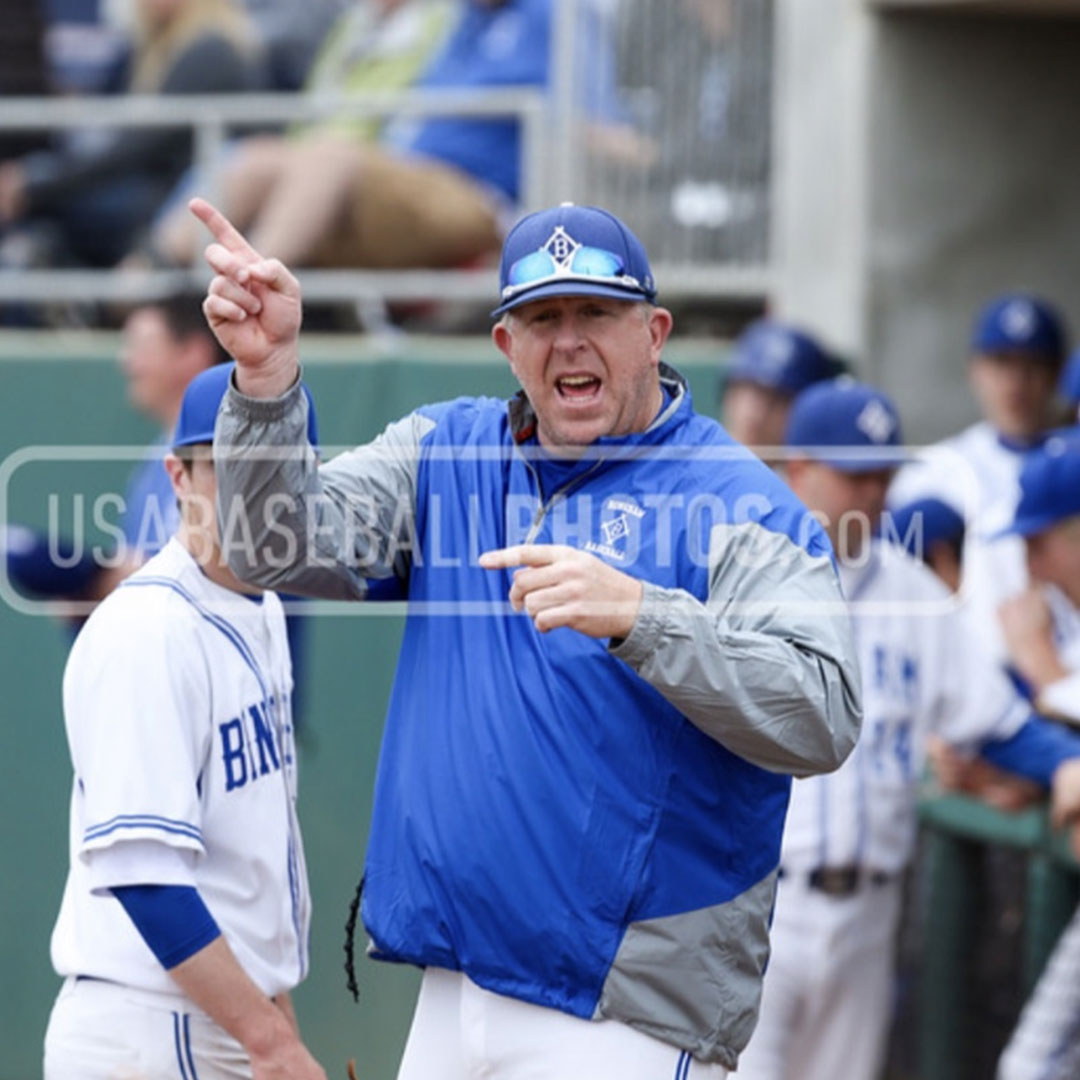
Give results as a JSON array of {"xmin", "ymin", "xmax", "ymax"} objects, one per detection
[
  {"xmin": 890, "ymin": 292, "xmax": 1068, "ymax": 661},
  {"xmin": 43, "ymin": 362, "xmax": 325, "ymax": 1080},
  {"xmin": 992, "ymin": 432, "xmax": 1080, "ymax": 1080},
  {"xmin": 736, "ymin": 379, "xmax": 1080, "ymax": 1080},
  {"xmin": 718, "ymin": 317, "xmax": 836, "ymax": 453},
  {"xmin": 2, "ymin": 293, "xmax": 228, "ymax": 608}
]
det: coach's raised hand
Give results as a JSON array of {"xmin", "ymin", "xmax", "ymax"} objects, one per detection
[{"xmin": 190, "ymin": 197, "xmax": 301, "ymax": 398}]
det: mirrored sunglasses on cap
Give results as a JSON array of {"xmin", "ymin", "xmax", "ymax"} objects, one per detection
[{"xmin": 501, "ymin": 239, "xmax": 646, "ymax": 302}]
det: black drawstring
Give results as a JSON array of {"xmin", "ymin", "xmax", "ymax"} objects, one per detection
[{"xmin": 343, "ymin": 872, "xmax": 365, "ymax": 1002}]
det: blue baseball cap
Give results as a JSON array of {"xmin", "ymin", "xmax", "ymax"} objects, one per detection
[
  {"xmin": 492, "ymin": 203, "xmax": 657, "ymax": 318},
  {"xmin": 971, "ymin": 294, "xmax": 1066, "ymax": 364},
  {"xmin": 998, "ymin": 428, "xmax": 1080, "ymax": 538},
  {"xmin": 886, "ymin": 497, "xmax": 965, "ymax": 556},
  {"xmin": 173, "ymin": 362, "xmax": 319, "ymax": 449},
  {"xmin": 785, "ymin": 378, "xmax": 906, "ymax": 472},
  {"xmin": 1060, "ymin": 348, "xmax": 1080, "ymax": 404},
  {"xmin": 726, "ymin": 319, "xmax": 834, "ymax": 395}
]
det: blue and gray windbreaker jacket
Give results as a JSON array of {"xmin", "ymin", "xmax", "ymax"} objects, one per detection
[{"xmin": 215, "ymin": 364, "xmax": 861, "ymax": 1068}]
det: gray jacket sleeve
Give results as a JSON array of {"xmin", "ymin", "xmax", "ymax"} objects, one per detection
[
  {"xmin": 213, "ymin": 377, "xmax": 432, "ymax": 599},
  {"xmin": 611, "ymin": 522, "xmax": 862, "ymax": 777}
]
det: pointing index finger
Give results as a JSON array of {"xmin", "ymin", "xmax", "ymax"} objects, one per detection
[
  {"xmin": 479, "ymin": 545, "xmax": 560, "ymax": 570},
  {"xmin": 189, "ymin": 196, "xmax": 259, "ymax": 259}
]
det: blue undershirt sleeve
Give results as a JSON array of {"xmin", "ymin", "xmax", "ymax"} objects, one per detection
[
  {"xmin": 111, "ymin": 884, "xmax": 221, "ymax": 969},
  {"xmin": 980, "ymin": 717, "xmax": 1080, "ymax": 787}
]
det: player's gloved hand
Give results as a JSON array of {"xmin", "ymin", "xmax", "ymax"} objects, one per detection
[
  {"xmin": 189, "ymin": 197, "xmax": 302, "ymax": 400},
  {"xmin": 479, "ymin": 543, "xmax": 644, "ymax": 640}
]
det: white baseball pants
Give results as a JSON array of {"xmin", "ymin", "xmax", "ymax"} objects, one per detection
[
  {"xmin": 396, "ymin": 967, "xmax": 728, "ymax": 1080},
  {"xmin": 734, "ymin": 874, "xmax": 904, "ymax": 1080},
  {"xmin": 44, "ymin": 976, "xmax": 251, "ymax": 1080}
]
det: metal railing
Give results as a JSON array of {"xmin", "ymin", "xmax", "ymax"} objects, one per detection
[{"xmin": 0, "ymin": 0, "xmax": 777, "ymax": 314}]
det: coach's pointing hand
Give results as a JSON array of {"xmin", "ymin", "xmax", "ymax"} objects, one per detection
[
  {"xmin": 480, "ymin": 544, "xmax": 644, "ymax": 640},
  {"xmin": 190, "ymin": 197, "xmax": 301, "ymax": 399}
]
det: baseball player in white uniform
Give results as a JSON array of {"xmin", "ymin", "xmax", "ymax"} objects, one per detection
[
  {"xmin": 43, "ymin": 363, "xmax": 324, "ymax": 1080},
  {"xmin": 737, "ymin": 381, "xmax": 1080, "ymax": 1080},
  {"xmin": 990, "ymin": 431, "xmax": 1080, "ymax": 1080},
  {"xmin": 889, "ymin": 293, "xmax": 1068, "ymax": 662}
]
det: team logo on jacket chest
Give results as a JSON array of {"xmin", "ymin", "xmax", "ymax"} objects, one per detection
[{"xmin": 585, "ymin": 498, "xmax": 645, "ymax": 561}]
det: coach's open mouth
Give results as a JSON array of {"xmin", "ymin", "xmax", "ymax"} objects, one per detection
[{"xmin": 555, "ymin": 374, "xmax": 602, "ymax": 400}]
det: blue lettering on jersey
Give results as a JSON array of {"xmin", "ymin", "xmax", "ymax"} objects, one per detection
[
  {"xmin": 220, "ymin": 718, "xmax": 248, "ymax": 791},
  {"xmin": 251, "ymin": 702, "xmax": 281, "ymax": 776},
  {"xmin": 219, "ymin": 703, "xmax": 284, "ymax": 791}
]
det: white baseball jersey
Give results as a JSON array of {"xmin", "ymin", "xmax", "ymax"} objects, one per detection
[
  {"xmin": 780, "ymin": 539, "xmax": 1030, "ymax": 878},
  {"xmin": 50, "ymin": 538, "xmax": 310, "ymax": 999},
  {"xmin": 889, "ymin": 420, "xmax": 1029, "ymax": 661},
  {"xmin": 738, "ymin": 540, "xmax": 1032, "ymax": 1080}
]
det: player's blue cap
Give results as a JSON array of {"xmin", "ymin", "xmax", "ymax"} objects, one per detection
[
  {"xmin": 785, "ymin": 378, "xmax": 906, "ymax": 472},
  {"xmin": 2, "ymin": 524, "xmax": 101, "ymax": 598},
  {"xmin": 726, "ymin": 319, "xmax": 834, "ymax": 395},
  {"xmin": 998, "ymin": 428, "xmax": 1080, "ymax": 537},
  {"xmin": 172, "ymin": 362, "xmax": 319, "ymax": 449},
  {"xmin": 886, "ymin": 497, "xmax": 965, "ymax": 556},
  {"xmin": 1060, "ymin": 348, "xmax": 1080, "ymax": 404},
  {"xmin": 492, "ymin": 203, "xmax": 657, "ymax": 317},
  {"xmin": 971, "ymin": 294, "xmax": 1066, "ymax": 364}
]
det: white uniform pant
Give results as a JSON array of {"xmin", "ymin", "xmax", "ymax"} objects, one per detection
[
  {"xmin": 735, "ymin": 874, "xmax": 904, "ymax": 1080},
  {"xmin": 44, "ymin": 976, "xmax": 251, "ymax": 1080},
  {"xmin": 998, "ymin": 902, "xmax": 1080, "ymax": 1080},
  {"xmin": 396, "ymin": 967, "xmax": 729, "ymax": 1080}
]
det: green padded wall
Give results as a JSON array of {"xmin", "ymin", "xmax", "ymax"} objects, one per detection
[{"xmin": 0, "ymin": 331, "xmax": 726, "ymax": 1080}]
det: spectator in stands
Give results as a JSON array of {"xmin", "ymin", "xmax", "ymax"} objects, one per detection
[
  {"xmin": 147, "ymin": 0, "xmax": 639, "ymax": 273},
  {"xmin": 0, "ymin": 0, "xmax": 266, "ymax": 270},
  {"xmin": 42, "ymin": 0, "xmax": 130, "ymax": 97},
  {"xmin": 719, "ymin": 318, "xmax": 837, "ymax": 453},
  {"xmin": 0, "ymin": 0, "xmax": 50, "ymax": 161},
  {"xmin": 146, "ymin": 0, "xmax": 457, "ymax": 269},
  {"xmin": 239, "ymin": 0, "xmax": 348, "ymax": 90},
  {"xmin": 890, "ymin": 293, "xmax": 1069, "ymax": 663}
]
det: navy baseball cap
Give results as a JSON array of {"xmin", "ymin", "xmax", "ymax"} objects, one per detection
[
  {"xmin": 785, "ymin": 378, "xmax": 906, "ymax": 471},
  {"xmin": 726, "ymin": 319, "xmax": 834, "ymax": 395},
  {"xmin": 492, "ymin": 203, "xmax": 657, "ymax": 317},
  {"xmin": 886, "ymin": 497, "xmax": 965, "ymax": 556},
  {"xmin": 971, "ymin": 294, "xmax": 1065, "ymax": 364},
  {"xmin": 997, "ymin": 428, "xmax": 1080, "ymax": 538},
  {"xmin": 173, "ymin": 362, "xmax": 319, "ymax": 449}
]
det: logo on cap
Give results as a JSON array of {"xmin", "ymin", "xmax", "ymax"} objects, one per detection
[
  {"xmin": 856, "ymin": 399, "xmax": 897, "ymax": 445},
  {"xmin": 1001, "ymin": 299, "xmax": 1037, "ymax": 342},
  {"xmin": 544, "ymin": 226, "xmax": 578, "ymax": 266},
  {"xmin": 761, "ymin": 331, "xmax": 795, "ymax": 371}
]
